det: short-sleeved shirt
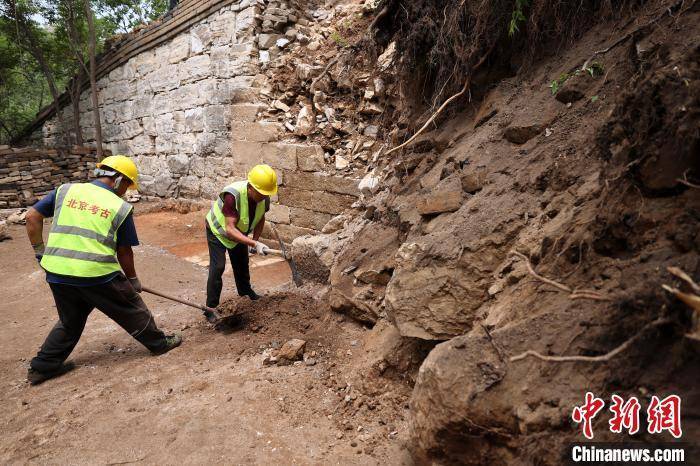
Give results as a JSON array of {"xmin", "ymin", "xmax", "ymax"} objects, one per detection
[
  {"xmin": 221, "ymin": 193, "xmax": 270, "ymax": 234},
  {"xmin": 33, "ymin": 180, "xmax": 139, "ymax": 286}
]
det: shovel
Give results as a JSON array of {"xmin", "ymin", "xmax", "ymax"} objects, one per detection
[
  {"xmin": 142, "ymin": 286, "xmax": 225, "ymax": 324},
  {"xmin": 270, "ymin": 224, "xmax": 303, "ymax": 287}
]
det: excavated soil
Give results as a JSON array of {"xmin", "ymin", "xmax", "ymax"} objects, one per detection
[{"xmin": 0, "ymin": 214, "xmax": 414, "ymax": 465}]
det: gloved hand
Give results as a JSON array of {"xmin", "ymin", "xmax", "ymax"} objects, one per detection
[
  {"xmin": 128, "ymin": 276, "xmax": 143, "ymax": 293},
  {"xmin": 32, "ymin": 242, "xmax": 45, "ymax": 262},
  {"xmin": 254, "ymin": 241, "xmax": 270, "ymax": 256}
]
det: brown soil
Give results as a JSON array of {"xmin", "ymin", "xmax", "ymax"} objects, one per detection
[{"xmin": 0, "ymin": 214, "xmax": 414, "ymax": 465}]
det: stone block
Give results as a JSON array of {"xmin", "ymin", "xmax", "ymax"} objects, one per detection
[
  {"xmin": 263, "ymin": 222, "xmax": 318, "ymax": 244},
  {"xmin": 142, "ymin": 117, "xmax": 157, "ymax": 136},
  {"xmin": 121, "ymin": 120, "xmax": 143, "ymax": 140},
  {"xmin": 258, "ymin": 34, "xmax": 279, "ymax": 50},
  {"xmin": 283, "ymin": 171, "xmax": 359, "ymax": 196},
  {"xmin": 155, "ymin": 136, "xmax": 174, "ymax": 154},
  {"xmin": 180, "ymin": 54, "xmax": 211, "ymax": 82},
  {"xmin": 168, "ymin": 35, "xmax": 190, "ymax": 63},
  {"xmin": 295, "ymin": 144, "xmax": 326, "ymax": 172},
  {"xmin": 230, "ymin": 103, "xmax": 263, "ymax": 122},
  {"xmin": 230, "ymin": 121, "xmax": 280, "ymax": 142},
  {"xmin": 230, "ymin": 140, "xmax": 264, "ymax": 170},
  {"xmin": 155, "ymin": 113, "xmax": 175, "ymax": 134},
  {"xmin": 149, "ymin": 64, "xmax": 181, "ymax": 92},
  {"xmin": 196, "ymin": 132, "xmax": 230, "ymax": 157},
  {"xmin": 131, "ymin": 95, "xmax": 153, "ymax": 118},
  {"xmin": 267, "ymin": 203, "xmax": 290, "ymax": 224},
  {"xmin": 167, "ymin": 153, "xmax": 190, "ymax": 174},
  {"xmin": 203, "ymin": 105, "xmax": 229, "ymax": 131},
  {"xmin": 235, "ymin": 6, "xmax": 257, "ymax": 34},
  {"xmin": 290, "ymin": 207, "xmax": 333, "ymax": 231},
  {"xmin": 277, "ymin": 187, "xmax": 355, "ymax": 215},
  {"xmin": 127, "ymin": 134, "xmax": 154, "ymax": 155},
  {"xmin": 179, "ymin": 175, "xmax": 200, "ymax": 197},
  {"xmin": 262, "ymin": 143, "xmax": 297, "ymax": 171},
  {"xmin": 185, "ymin": 108, "xmax": 204, "ymax": 132}
]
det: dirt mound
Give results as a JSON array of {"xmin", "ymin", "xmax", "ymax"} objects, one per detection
[
  {"xmin": 213, "ymin": 292, "xmax": 340, "ymax": 351},
  {"xmin": 295, "ymin": 0, "xmax": 700, "ymax": 463}
]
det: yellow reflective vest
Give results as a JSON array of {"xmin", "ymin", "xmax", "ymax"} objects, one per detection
[
  {"xmin": 206, "ymin": 181, "xmax": 266, "ymax": 249},
  {"xmin": 40, "ymin": 183, "xmax": 132, "ymax": 277}
]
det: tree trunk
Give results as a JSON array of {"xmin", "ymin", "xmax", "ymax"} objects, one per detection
[
  {"xmin": 9, "ymin": 0, "xmax": 70, "ymax": 146},
  {"xmin": 69, "ymin": 74, "xmax": 83, "ymax": 146},
  {"xmin": 0, "ymin": 117, "xmax": 15, "ymax": 142},
  {"xmin": 84, "ymin": 0, "xmax": 103, "ymax": 159}
]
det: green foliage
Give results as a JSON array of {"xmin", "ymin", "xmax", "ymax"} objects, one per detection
[
  {"xmin": 0, "ymin": 0, "xmax": 167, "ymax": 144},
  {"xmin": 508, "ymin": 0, "xmax": 529, "ymax": 37},
  {"xmin": 330, "ymin": 30, "xmax": 348, "ymax": 48},
  {"xmin": 590, "ymin": 95, "xmax": 599, "ymax": 102},
  {"xmin": 584, "ymin": 61, "xmax": 604, "ymax": 77},
  {"xmin": 549, "ymin": 62, "xmax": 606, "ymax": 96},
  {"xmin": 97, "ymin": 0, "xmax": 168, "ymax": 35},
  {"xmin": 549, "ymin": 72, "xmax": 569, "ymax": 95}
]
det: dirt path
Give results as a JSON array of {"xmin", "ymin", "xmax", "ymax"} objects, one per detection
[{"xmin": 0, "ymin": 213, "xmax": 413, "ymax": 465}]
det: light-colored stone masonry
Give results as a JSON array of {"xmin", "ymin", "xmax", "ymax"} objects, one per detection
[{"xmin": 32, "ymin": 0, "xmax": 358, "ymax": 243}]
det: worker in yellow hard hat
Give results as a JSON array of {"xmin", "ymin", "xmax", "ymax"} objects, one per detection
[
  {"xmin": 24, "ymin": 154, "xmax": 181, "ymax": 385},
  {"xmin": 204, "ymin": 164, "xmax": 277, "ymax": 314}
]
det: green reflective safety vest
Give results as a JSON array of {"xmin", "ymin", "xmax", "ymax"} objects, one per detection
[
  {"xmin": 40, "ymin": 183, "xmax": 133, "ymax": 277},
  {"xmin": 206, "ymin": 181, "xmax": 266, "ymax": 249}
]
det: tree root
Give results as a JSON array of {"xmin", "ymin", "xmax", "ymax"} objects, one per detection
[
  {"xmin": 677, "ymin": 171, "xmax": 700, "ymax": 189},
  {"xmin": 385, "ymin": 45, "xmax": 494, "ymax": 156},
  {"xmin": 511, "ymin": 251, "xmax": 612, "ymax": 301},
  {"xmin": 310, "ymin": 58, "xmax": 339, "ymax": 94},
  {"xmin": 509, "ymin": 318, "xmax": 672, "ymax": 363},
  {"xmin": 662, "ymin": 266, "xmax": 700, "ymax": 319}
]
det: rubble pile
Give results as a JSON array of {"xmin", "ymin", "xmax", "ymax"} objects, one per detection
[
  {"xmin": 289, "ymin": 0, "xmax": 700, "ymax": 463},
  {"xmin": 255, "ymin": 0, "xmax": 395, "ymax": 180},
  {"xmin": 0, "ymin": 146, "xmax": 101, "ymax": 208}
]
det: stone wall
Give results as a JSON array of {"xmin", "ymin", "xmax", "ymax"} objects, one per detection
[
  {"xmin": 0, "ymin": 146, "xmax": 101, "ymax": 208},
  {"xmin": 31, "ymin": 0, "xmax": 360, "ymax": 243}
]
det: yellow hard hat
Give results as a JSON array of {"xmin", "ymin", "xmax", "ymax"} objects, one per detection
[
  {"xmin": 97, "ymin": 155, "xmax": 139, "ymax": 190},
  {"xmin": 248, "ymin": 164, "xmax": 278, "ymax": 196}
]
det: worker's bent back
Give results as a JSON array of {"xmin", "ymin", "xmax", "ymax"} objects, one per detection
[{"xmin": 40, "ymin": 183, "xmax": 133, "ymax": 277}]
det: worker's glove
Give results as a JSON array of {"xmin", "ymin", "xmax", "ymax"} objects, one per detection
[
  {"xmin": 32, "ymin": 242, "xmax": 45, "ymax": 262},
  {"xmin": 254, "ymin": 241, "xmax": 270, "ymax": 256},
  {"xmin": 127, "ymin": 276, "xmax": 143, "ymax": 293}
]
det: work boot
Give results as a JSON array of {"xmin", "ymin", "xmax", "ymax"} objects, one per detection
[
  {"xmin": 152, "ymin": 334, "xmax": 182, "ymax": 356},
  {"xmin": 241, "ymin": 289, "xmax": 260, "ymax": 301},
  {"xmin": 203, "ymin": 309, "xmax": 219, "ymax": 324},
  {"xmin": 27, "ymin": 361, "xmax": 76, "ymax": 386}
]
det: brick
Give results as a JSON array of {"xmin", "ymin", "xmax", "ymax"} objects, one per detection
[{"xmin": 277, "ymin": 187, "xmax": 355, "ymax": 215}]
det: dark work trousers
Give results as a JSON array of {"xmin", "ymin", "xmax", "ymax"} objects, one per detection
[
  {"xmin": 206, "ymin": 225, "xmax": 252, "ymax": 308},
  {"xmin": 30, "ymin": 274, "xmax": 168, "ymax": 373}
]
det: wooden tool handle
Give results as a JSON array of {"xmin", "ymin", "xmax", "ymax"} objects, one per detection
[{"xmin": 142, "ymin": 286, "xmax": 214, "ymax": 312}]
